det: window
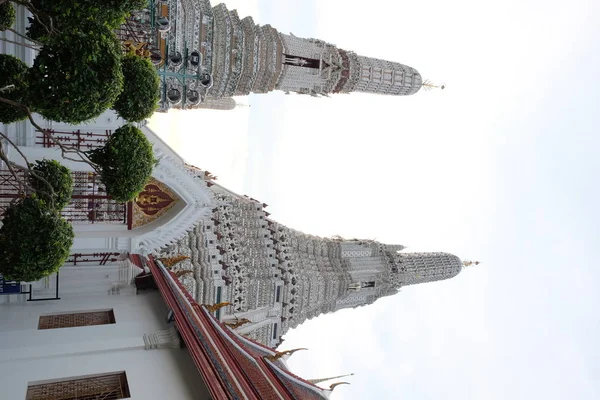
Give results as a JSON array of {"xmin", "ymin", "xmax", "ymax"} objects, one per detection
[
  {"xmin": 275, "ymin": 286, "xmax": 281, "ymax": 303},
  {"xmin": 38, "ymin": 310, "xmax": 115, "ymax": 330},
  {"xmin": 209, "ymin": 240, "xmax": 214, "ymax": 244},
  {"xmin": 272, "ymin": 323, "xmax": 278, "ymax": 339},
  {"xmin": 26, "ymin": 371, "xmax": 130, "ymax": 399}
]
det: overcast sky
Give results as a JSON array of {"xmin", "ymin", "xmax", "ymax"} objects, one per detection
[{"xmin": 150, "ymin": 0, "xmax": 600, "ymax": 398}]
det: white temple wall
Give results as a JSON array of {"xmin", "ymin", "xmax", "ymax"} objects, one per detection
[{"xmin": 0, "ymin": 292, "xmax": 210, "ymax": 399}]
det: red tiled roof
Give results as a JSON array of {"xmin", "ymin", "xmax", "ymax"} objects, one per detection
[{"xmin": 145, "ymin": 256, "xmax": 329, "ymax": 400}]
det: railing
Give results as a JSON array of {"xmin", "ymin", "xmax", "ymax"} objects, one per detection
[
  {"xmin": 0, "ymin": 169, "xmax": 25, "ymax": 217},
  {"xmin": 35, "ymin": 129, "xmax": 112, "ymax": 150},
  {"xmin": 66, "ymin": 252, "xmax": 121, "ymax": 266},
  {"xmin": 0, "ymin": 169, "xmax": 127, "ymax": 224}
]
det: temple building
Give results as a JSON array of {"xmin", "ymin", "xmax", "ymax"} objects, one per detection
[
  {"xmin": 1, "ymin": 7, "xmax": 452, "ymax": 397},
  {"xmin": 0, "ymin": 110, "xmax": 463, "ymax": 394},
  {"xmin": 116, "ymin": 1, "xmax": 423, "ymax": 111}
]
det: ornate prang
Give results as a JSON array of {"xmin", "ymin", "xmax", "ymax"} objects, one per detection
[
  {"xmin": 156, "ymin": 155, "xmax": 464, "ymax": 347},
  {"xmin": 121, "ymin": 1, "xmax": 423, "ymax": 112}
]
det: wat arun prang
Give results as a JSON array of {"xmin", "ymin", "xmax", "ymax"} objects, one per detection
[
  {"xmin": 118, "ymin": 0, "xmax": 423, "ymax": 111},
  {"xmin": 157, "ymin": 178, "xmax": 466, "ymax": 347}
]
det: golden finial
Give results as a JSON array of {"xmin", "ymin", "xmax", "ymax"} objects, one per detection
[
  {"xmin": 462, "ymin": 260, "xmax": 480, "ymax": 267},
  {"xmin": 421, "ymin": 80, "xmax": 446, "ymax": 91}
]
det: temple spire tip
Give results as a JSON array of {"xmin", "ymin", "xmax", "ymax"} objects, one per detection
[{"xmin": 422, "ymin": 80, "xmax": 446, "ymax": 91}]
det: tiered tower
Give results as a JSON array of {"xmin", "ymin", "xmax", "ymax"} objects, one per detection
[
  {"xmin": 158, "ymin": 178, "xmax": 462, "ymax": 347},
  {"xmin": 118, "ymin": 1, "xmax": 423, "ymax": 111}
]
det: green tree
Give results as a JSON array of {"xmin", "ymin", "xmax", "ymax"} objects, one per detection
[
  {"xmin": 0, "ymin": 2, "xmax": 15, "ymax": 31},
  {"xmin": 0, "ymin": 54, "xmax": 29, "ymax": 123},
  {"xmin": 113, "ymin": 54, "xmax": 160, "ymax": 122},
  {"xmin": 0, "ymin": 196, "xmax": 74, "ymax": 282},
  {"xmin": 27, "ymin": 22, "xmax": 124, "ymax": 123},
  {"xmin": 88, "ymin": 124, "xmax": 156, "ymax": 202},
  {"xmin": 27, "ymin": 0, "xmax": 148, "ymax": 40},
  {"xmin": 28, "ymin": 159, "xmax": 73, "ymax": 210}
]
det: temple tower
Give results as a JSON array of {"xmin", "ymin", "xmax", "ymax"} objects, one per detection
[
  {"xmin": 119, "ymin": 1, "xmax": 423, "ymax": 111},
  {"xmin": 159, "ymin": 181, "xmax": 464, "ymax": 347}
]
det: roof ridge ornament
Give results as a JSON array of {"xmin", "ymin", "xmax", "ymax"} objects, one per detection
[
  {"xmin": 307, "ymin": 373, "xmax": 354, "ymax": 385},
  {"xmin": 264, "ymin": 347, "xmax": 308, "ymax": 361}
]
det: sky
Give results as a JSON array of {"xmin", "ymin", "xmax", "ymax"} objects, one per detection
[{"xmin": 149, "ymin": 0, "xmax": 600, "ymax": 398}]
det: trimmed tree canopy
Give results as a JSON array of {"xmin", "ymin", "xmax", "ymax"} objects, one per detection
[
  {"xmin": 27, "ymin": 23, "xmax": 124, "ymax": 123},
  {"xmin": 113, "ymin": 54, "xmax": 160, "ymax": 122},
  {"xmin": 28, "ymin": 0, "xmax": 148, "ymax": 37},
  {"xmin": 29, "ymin": 159, "xmax": 74, "ymax": 210},
  {"xmin": 88, "ymin": 125, "xmax": 156, "ymax": 202},
  {"xmin": 0, "ymin": 54, "xmax": 29, "ymax": 124},
  {"xmin": 0, "ymin": 197, "xmax": 74, "ymax": 282},
  {"xmin": 0, "ymin": 2, "xmax": 15, "ymax": 31}
]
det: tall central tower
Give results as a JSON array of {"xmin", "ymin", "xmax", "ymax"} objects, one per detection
[
  {"xmin": 119, "ymin": 1, "xmax": 423, "ymax": 110},
  {"xmin": 158, "ymin": 179, "xmax": 463, "ymax": 348}
]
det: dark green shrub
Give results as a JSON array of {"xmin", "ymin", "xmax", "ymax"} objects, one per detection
[
  {"xmin": 0, "ymin": 196, "xmax": 74, "ymax": 282},
  {"xmin": 113, "ymin": 54, "xmax": 160, "ymax": 122},
  {"xmin": 28, "ymin": 0, "xmax": 148, "ymax": 36},
  {"xmin": 29, "ymin": 159, "xmax": 74, "ymax": 210},
  {"xmin": 0, "ymin": 2, "xmax": 15, "ymax": 31},
  {"xmin": 0, "ymin": 54, "xmax": 29, "ymax": 124},
  {"xmin": 88, "ymin": 125, "xmax": 156, "ymax": 202},
  {"xmin": 27, "ymin": 23, "xmax": 123, "ymax": 123}
]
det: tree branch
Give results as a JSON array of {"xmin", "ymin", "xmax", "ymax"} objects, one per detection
[
  {"xmin": 0, "ymin": 131, "xmax": 57, "ymax": 206},
  {"xmin": 0, "ymin": 97, "xmax": 101, "ymax": 173},
  {"xmin": 7, "ymin": 28, "xmax": 43, "ymax": 47},
  {"xmin": 9, "ymin": 0, "xmax": 56, "ymax": 35},
  {"xmin": 0, "ymin": 37, "xmax": 40, "ymax": 51}
]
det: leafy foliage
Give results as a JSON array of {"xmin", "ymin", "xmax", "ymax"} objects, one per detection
[
  {"xmin": 27, "ymin": 23, "xmax": 124, "ymax": 123},
  {"xmin": 113, "ymin": 54, "xmax": 160, "ymax": 122},
  {"xmin": 0, "ymin": 2, "xmax": 15, "ymax": 31},
  {"xmin": 88, "ymin": 125, "xmax": 156, "ymax": 202},
  {"xmin": 0, "ymin": 197, "xmax": 74, "ymax": 282},
  {"xmin": 0, "ymin": 54, "xmax": 29, "ymax": 123},
  {"xmin": 29, "ymin": 159, "xmax": 74, "ymax": 210},
  {"xmin": 28, "ymin": 0, "xmax": 148, "ymax": 39}
]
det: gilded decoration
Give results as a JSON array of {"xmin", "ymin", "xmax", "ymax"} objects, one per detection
[{"xmin": 131, "ymin": 178, "xmax": 180, "ymax": 229}]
